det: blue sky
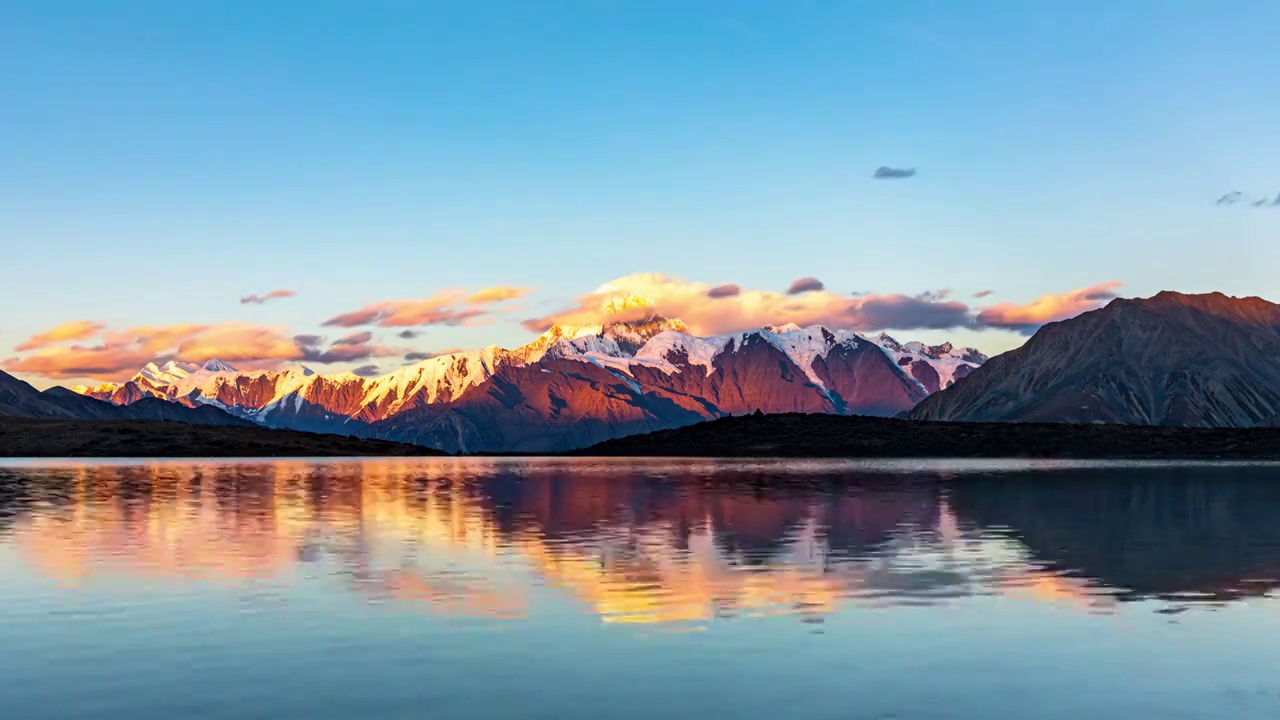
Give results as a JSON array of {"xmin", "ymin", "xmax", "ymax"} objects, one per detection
[{"xmin": 2, "ymin": 1, "xmax": 1278, "ymax": 385}]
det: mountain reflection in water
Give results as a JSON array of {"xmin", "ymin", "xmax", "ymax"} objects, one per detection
[{"xmin": 3, "ymin": 459, "xmax": 1279, "ymax": 625}]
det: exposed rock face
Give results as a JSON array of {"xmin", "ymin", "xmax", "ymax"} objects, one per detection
[
  {"xmin": 68, "ymin": 321, "xmax": 986, "ymax": 453},
  {"xmin": 910, "ymin": 292, "xmax": 1280, "ymax": 427}
]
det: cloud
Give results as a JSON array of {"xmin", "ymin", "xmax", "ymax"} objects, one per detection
[
  {"xmin": 873, "ymin": 166, "xmax": 916, "ymax": 179},
  {"xmin": 1254, "ymin": 198, "xmax": 1269, "ymax": 207},
  {"xmin": 706, "ymin": 284, "xmax": 741, "ymax": 299},
  {"xmin": 521, "ymin": 273, "xmax": 973, "ymax": 336},
  {"xmin": 787, "ymin": 277, "xmax": 825, "ymax": 295},
  {"xmin": 350, "ymin": 364, "xmax": 382, "ymax": 377},
  {"xmin": 916, "ymin": 289, "xmax": 952, "ymax": 302},
  {"xmin": 15, "ymin": 320, "xmax": 105, "ymax": 351},
  {"xmin": 1216, "ymin": 191, "xmax": 1243, "ymax": 206},
  {"xmin": 239, "ymin": 289, "xmax": 296, "ymax": 305},
  {"xmin": 293, "ymin": 333, "xmax": 398, "ymax": 364},
  {"xmin": 332, "ymin": 331, "xmax": 373, "ymax": 346},
  {"xmin": 323, "ymin": 290, "xmax": 493, "ymax": 328},
  {"xmin": 4, "ymin": 321, "xmax": 402, "ymax": 380},
  {"xmin": 976, "ymin": 281, "xmax": 1123, "ymax": 334},
  {"xmin": 4, "ymin": 322, "xmax": 307, "ymax": 380},
  {"xmin": 466, "ymin": 286, "xmax": 529, "ymax": 305},
  {"xmin": 1273, "ymin": 193, "xmax": 1280, "ymax": 207},
  {"xmin": 403, "ymin": 351, "xmax": 437, "ymax": 362},
  {"xmin": 397, "ymin": 329, "xmax": 422, "ymax": 339},
  {"xmin": 973, "ymin": 289, "xmax": 995, "ymax": 299}
]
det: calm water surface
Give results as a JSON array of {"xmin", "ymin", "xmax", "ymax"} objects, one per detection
[{"xmin": 3, "ymin": 458, "xmax": 1280, "ymax": 719}]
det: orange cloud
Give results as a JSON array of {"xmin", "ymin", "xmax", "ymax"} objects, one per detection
[
  {"xmin": 240, "ymin": 289, "xmax": 297, "ymax": 305},
  {"xmin": 466, "ymin": 286, "xmax": 529, "ymax": 305},
  {"xmin": 15, "ymin": 320, "xmax": 105, "ymax": 351},
  {"xmin": 976, "ymin": 282, "xmax": 1123, "ymax": 334},
  {"xmin": 2, "ymin": 321, "xmax": 398, "ymax": 381},
  {"xmin": 522, "ymin": 273, "xmax": 974, "ymax": 336},
  {"xmin": 324, "ymin": 290, "xmax": 498, "ymax": 328}
]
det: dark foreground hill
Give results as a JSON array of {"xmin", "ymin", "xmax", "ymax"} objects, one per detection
[
  {"xmin": 575, "ymin": 413, "xmax": 1280, "ymax": 460},
  {"xmin": 0, "ymin": 417, "xmax": 438, "ymax": 458}
]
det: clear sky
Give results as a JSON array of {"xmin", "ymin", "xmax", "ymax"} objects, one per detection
[{"xmin": 2, "ymin": 1, "xmax": 1278, "ymax": 387}]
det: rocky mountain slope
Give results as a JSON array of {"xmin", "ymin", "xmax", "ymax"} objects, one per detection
[
  {"xmin": 909, "ymin": 292, "xmax": 1280, "ymax": 427},
  {"xmin": 71, "ymin": 319, "xmax": 986, "ymax": 452}
]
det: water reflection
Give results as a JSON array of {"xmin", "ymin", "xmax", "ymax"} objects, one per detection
[{"xmin": 3, "ymin": 459, "xmax": 1279, "ymax": 624}]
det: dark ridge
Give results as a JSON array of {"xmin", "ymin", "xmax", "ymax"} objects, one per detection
[
  {"xmin": 573, "ymin": 413, "xmax": 1280, "ymax": 460},
  {"xmin": 0, "ymin": 417, "xmax": 441, "ymax": 458}
]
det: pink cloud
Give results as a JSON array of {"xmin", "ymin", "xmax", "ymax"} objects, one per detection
[
  {"xmin": 322, "ymin": 290, "xmax": 495, "ymax": 328},
  {"xmin": 240, "ymin": 289, "xmax": 297, "ymax": 305},
  {"xmin": 976, "ymin": 282, "xmax": 1123, "ymax": 333}
]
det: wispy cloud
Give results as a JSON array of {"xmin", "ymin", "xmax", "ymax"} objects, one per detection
[
  {"xmin": 466, "ymin": 286, "xmax": 529, "ymax": 305},
  {"xmin": 976, "ymin": 281, "xmax": 1123, "ymax": 334},
  {"xmin": 323, "ymin": 291, "xmax": 487, "ymax": 328},
  {"xmin": 239, "ymin": 289, "xmax": 297, "ymax": 305},
  {"xmin": 973, "ymin": 289, "xmax": 995, "ymax": 299},
  {"xmin": 873, "ymin": 166, "xmax": 916, "ymax": 180},
  {"xmin": 350, "ymin": 364, "xmax": 382, "ymax": 377},
  {"xmin": 916, "ymin": 289, "xmax": 952, "ymax": 302},
  {"xmin": 332, "ymin": 331, "xmax": 373, "ymax": 346},
  {"xmin": 15, "ymin": 320, "xmax": 105, "ymax": 351}
]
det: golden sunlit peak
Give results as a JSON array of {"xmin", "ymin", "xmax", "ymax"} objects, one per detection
[{"xmin": 599, "ymin": 292, "xmax": 657, "ymax": 316}]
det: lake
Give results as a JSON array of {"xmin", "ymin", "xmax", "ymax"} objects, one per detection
[{"xmin": 3, "ymin": 458, "xmax": 1280, "ymax": 719}]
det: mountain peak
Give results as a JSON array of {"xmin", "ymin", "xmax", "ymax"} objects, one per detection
[{"xmin": 202, "ymin": 358, "xmax": 238, "ymax": 373}]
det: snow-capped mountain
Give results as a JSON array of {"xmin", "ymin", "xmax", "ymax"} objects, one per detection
[{"xmin": 73, "ymin": 318, "xmax": 986, "ymax": 452}]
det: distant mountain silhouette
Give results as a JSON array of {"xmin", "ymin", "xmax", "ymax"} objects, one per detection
[
  {"xmin": 1, "ymin": 369, "xmax": 252, "ymax": 427},
  {"xmin": 909, "ymin": 291, "xmax": 1280, "ymax": 427}
]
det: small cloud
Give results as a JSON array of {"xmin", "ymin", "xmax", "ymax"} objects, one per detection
[
  {"xmin": 466, "ymin": 286, "xmax": 529, "ymax": 305},
  {"xmin": 350, "ymin": 364, "xmax": 382, "ymax": 377},
  {"xmin": 240, "ymin": 289, "xmax": 296, "ymax": 305},
  {"xmin": 873, "ymin": 166, "xmax": 916, "ymax": 180},
  {"xmin": 706, "ymin": 283, "xmax": 741, "ymax": 299},
  {"xmin": 292, "ymin": 334, "xmax": 323, "ymax": 347},
  {"xmin": 1216, "ymin": 191, "xmax": 1242, "ymax": 206},
  {"xmin": 916, "ymin": 289, "xmax": 952, "ymax": 302},
  {"xmin": 1254, "ymin": 198, "xmax": 1269, "ymax": 207},
  {"xmin": 849, "ymin": 290, "xmax": 868, "ymax": 297},
  {"xmin": 973, "ymin": 289, "xmax": 995, "ymax": 299},
  {"xmin": 1272, "ymin": 193, "xmax": 1280, "ymax": 207},
  {"xmin": 397, "ymin": 329, "xmax": 421, "ymax": 339},
  {"xmin": 404, "ymin": 351, "xmax": 436, "ymax": 362},
  {"xmin": 332, "ymin": 331, "xmax": 373, "ymax": 347},
  {"xmin": 787, "ymin": 277, "xmax": 825, "ymax": 295}
]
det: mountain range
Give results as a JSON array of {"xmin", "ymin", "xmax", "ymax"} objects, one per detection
[
  {"xmin": 69, "ymin": 320, "xmax": 987, "ymax": 453},
  {"xmin": 1, "ymin": 367, "xmax": 252, "ymax": 427},
  {"xmin": 10, "ymin": 291, "xmax": 1280, "ymax": 453}
]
